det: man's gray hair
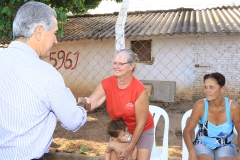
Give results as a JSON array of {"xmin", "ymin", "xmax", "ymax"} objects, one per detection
[{"xmin": 13, "ymin": 1, "xmax": 57, "ymax": 39}]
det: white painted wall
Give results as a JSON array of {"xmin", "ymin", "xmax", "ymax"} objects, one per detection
[
  {"xmin": 191, "ymin": 35, "xmax": 240, "ymax": 101},
  {"xmin": 125, "ymin": 35, "xmax": 196, "ymax": 100},
  {"xmin": 43, "ymin": 34, "xmax": 240, "ymax": 101},
  {"xmin": 42, "ymin": 39, "xmax": 115, "ymax": 98}
]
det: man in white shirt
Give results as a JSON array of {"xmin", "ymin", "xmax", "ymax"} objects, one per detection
[{"xmin": 0, "ymin": 2, "xmax": 87, "ymax": 160}]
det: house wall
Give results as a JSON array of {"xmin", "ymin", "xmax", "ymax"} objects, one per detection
[
  {"xmin": 42, "ymin": 39, "xmax": 115, "ymax": 98},
  {"xmin": 42, "ymin": 34, "xmax": 240, "ymax": 102},
  {"xmin": 126, "ymin": 35, "xmax": 196, "ymax": 100},
  {"xmin": 191, "ymin": 35, "xmax": 240, "ymax": 101}
]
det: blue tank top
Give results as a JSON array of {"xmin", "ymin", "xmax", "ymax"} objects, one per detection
[{"xmin": 193, "ymin": 97, "xmax": 235, "ymax": 149}]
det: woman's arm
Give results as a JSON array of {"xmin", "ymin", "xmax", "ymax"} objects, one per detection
[
  {"xmin": 132, "ymin": 146, "xmax": 137, "ymax": 160},
  {"xmin": 183, "ymin": 100, "xmax": 204, "ymax": 160},
  {"xmin": 230, "ymin": 101, "xmax": 240, "ymax": 159},
  {"xmin": 88, "ymin": 83, "xmax": 106, "ymax": 111},
  {"xmin": 78, "ymin": 83, "xmax": 106, "ymax": 111},
  {"xmin": 131, "ymin": 90, "xmax": 149, "ymax": 149}
]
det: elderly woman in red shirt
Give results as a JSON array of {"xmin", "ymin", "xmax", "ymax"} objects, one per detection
[{"xmin": 79, "ymin": 49, "xmax": 154, "ymax": 160}]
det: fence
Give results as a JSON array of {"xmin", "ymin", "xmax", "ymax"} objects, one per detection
[
  {"xmin": 41, "ymin": 32, "xmax": 240, "ymax": 158},
  {"xmin": 43, "ymin": 33, "xmax": 240, "ymax": 100}
]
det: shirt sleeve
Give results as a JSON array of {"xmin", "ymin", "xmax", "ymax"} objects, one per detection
[{"xmin": 45, "ymin": 71, "xmax": 87, "ymax": 132}]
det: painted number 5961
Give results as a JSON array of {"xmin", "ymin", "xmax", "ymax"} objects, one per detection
[{"xmin": 50, "ymin": 50, "xmax": 79, "ymax": 70}]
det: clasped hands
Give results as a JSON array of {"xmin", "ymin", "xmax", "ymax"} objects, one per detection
[
  {"xmin": 118, "ymin": 147, "xmax": 136, "ymax": 160},
  {"xmin": 77, "ymin": 97, "xmax": 91, "ymax": 111}
]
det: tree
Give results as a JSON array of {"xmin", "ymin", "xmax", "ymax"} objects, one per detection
[{"xmin": 0, "ymin": 0, "xmax": 122, "ymax": 39}]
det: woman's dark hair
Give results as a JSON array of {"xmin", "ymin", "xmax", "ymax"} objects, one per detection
[
  {"xmin": 203, "ymin": 72, "xmax": 225, "ymax": 87},
  {"xmin": 107, "ymin": 119, "xmax": 126, "ymax": 138}
]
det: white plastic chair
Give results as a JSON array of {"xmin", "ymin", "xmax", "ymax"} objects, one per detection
[
  {"xmin": 149, "ymin": 105, "xmax": 169, "ymax": 160},
  {"xmin": 181, "ymin": 109, "xmax": 238, "ymax": 160},
  {"xmin": 181, "ymin": 109, "xmax": 198, "ymax": 160}
]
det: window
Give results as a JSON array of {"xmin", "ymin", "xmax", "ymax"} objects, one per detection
[{"xmin": 131, "ymin": 40, "xmax": 152, "ymax": 63}]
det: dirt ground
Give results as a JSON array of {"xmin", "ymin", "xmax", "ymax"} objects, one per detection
[{"xmin": 50, "ymin": 100, "xmax": 195, "ymax": 159}]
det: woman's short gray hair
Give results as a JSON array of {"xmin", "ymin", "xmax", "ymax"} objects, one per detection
[
  {"xmin": 116, "ymin": 49, "xmax": 139, "ymax": 63},
  {"xmin": 13, "ymin": 1, "xmax": 57, "ymax": 40},
  {"xmin": 116, "ymin": 49, "xmax": 139, "ymax": 72}
]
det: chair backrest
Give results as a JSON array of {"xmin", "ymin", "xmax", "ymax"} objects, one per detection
[
  {"xmin": 181, "ymin": 109, "xmax": 238, "ymax": 160},
  {"xmin": 181, "ymin": 109, "xmax": 197, "ymax": 160},
  {"xmin": 149, "ymin": 105, "xmax": 169, "ymax": 160}
]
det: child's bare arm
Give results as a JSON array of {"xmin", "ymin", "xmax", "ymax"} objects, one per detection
[
  {"xmin": 105, "ymin": 143, "xmax": 114, "ymax": 160},
  {"xmin": 105, "ymin": 152, "xmax": 111, "ymax": 160}
]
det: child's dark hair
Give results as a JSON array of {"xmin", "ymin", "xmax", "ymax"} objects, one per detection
[
  {"xmin": 107, "ymin": 119, "xmax": 126, "ymax": 138},
  {"xmin": 203, "ymin": 72, "xmax": 225, "ymax": 87}
]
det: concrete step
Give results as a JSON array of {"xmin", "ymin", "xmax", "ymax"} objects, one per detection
[{"xmin": 45, "ymin": 152, "xmax": 181, "ymax": 160}]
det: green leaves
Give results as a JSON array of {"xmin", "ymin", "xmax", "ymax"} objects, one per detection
[
  {"xmin": 10, "ymin": 0, "xmax": 15, "ymax": 4},
  {"xmin": 55, "ymin": 7, "xmax": 67, "ymax": 23},
  {"xmin": 57, "ymin": 20, "xmax": 64, "ymax": 37},
  {"xmin": 0, "ymin": 0, "xmax": 122, "ymax": 40},
  {"xmin": 1, "ymin": 6, "xmax": 12, "ymax": 16}
]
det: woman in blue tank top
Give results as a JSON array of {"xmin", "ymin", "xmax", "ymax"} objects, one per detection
[{"xmin": 183, "ymin": 72, "xmax": 240, "ymax": 160}]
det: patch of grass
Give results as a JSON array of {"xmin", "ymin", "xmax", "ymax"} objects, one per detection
[
  {"xmin": 148, "ymin": 93, "xmax": 152, "ymax": 102},
  {"xmin": 79, "ymin": 145, "xmax": 88, "ymax": 154}
]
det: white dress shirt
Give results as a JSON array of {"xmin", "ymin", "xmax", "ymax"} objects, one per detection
[{"xmin": 0, "ymin": 41, "xmax": 87, "ymax": 160}]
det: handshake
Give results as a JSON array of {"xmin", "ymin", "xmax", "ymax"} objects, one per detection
[{"xmin": 77, "ymin": 97, "xmax": 91, "ymax": 112}]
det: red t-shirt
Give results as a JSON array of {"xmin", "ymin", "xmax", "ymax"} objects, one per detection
[{"xmin": 102, "ymin": 76, "xmax": 154, "ymax": 134}]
